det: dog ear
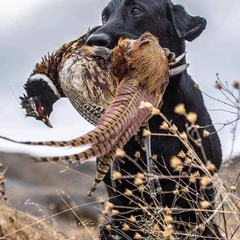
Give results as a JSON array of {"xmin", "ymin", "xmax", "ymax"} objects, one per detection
[{"xmin": 167, "ymin": 2, "xmax": 207, "ymax": 41}]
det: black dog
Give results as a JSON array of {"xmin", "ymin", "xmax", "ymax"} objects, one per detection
[{"xmin": 86, "ymin": 0, "xmax": 222, "ymax": 239}]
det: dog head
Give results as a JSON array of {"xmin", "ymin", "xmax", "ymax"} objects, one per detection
[{"xmin": 86, "ymin": 0, "xmax": 206, "ymax": 56}]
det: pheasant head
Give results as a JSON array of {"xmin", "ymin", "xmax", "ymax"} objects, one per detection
[{"xmin": 20, "ymin": 74, "xmax": 61, "ymax": 128}]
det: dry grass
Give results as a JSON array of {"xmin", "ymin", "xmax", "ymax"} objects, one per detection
[
  {"xmin": 0, "ymin": 202, "xmax": 60, "ymax": 240},
  {"xmin": 0, "ymin": 79, "xmax": 239, "ymax": 239}
]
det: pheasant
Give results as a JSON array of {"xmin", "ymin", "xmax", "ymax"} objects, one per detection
[
  {"xmin": 20, "ymin": 27, "xmax": 186, "ymax": 128},
  {"xmin": 1, "ymin": 33, "xmax": 188, "ymax": 196}
]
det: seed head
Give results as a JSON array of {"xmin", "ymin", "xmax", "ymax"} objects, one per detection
[
  {"xmin": 163, "ymin": 224, "xmax": 174, "ymax": 237},
  {"xmin": 186, "ymin": 150, "xmax": 194, "ymax": 158},
  {"xmin": 189, "ymin": 171, "xmax": 200, "ymax": 183},
  {"xmin": 111, "ymin": 209, "xmax": 120, "ymax": 216},
  {"xmin": 134, "ymin": 233, "xmax": 142, "ymax": 239},
  {"xmin": 124, "ymin": 188, "xmax": 133, "ymax": 197},
  {"xmin": 102, "ymin": 209, "xmax": 109, "ymax": 216},
  {"xmin": 200, "ymin": 176, "xmax": 212, "ymax": 187},
  {"xmin": 160, "ymin": 121, "xmax": 169, "ymax": 130},
  {"xmin": 143, "ymin": 129, "xmax": 151, "ymax": 137},
  {"xmin": 174, "ymin": 103, "xmax": 186, "ymax": 115},
  {"xmin": 170, "ymin": 156, "xmax": 182, "ymax": 168},
  {"xmin": 102, "ymin": 201, "xmax": 114, "ymax": 215},
  {"xmin": 173, "ymin": 189, "xmax": 179, "ymax": 195},
  {"xmin": 136, "ymin": 172, "xmax": 145, "ymax": 179},
  {"xmin": 179, "ymin": 132, "xmax": 188, "ymax": 140},
  {"xmin": 199, "ymin": 200, "xmax": 211, "ymax": 209},
  {"xmin": 105, "ymin": 201, "xmax": 114, "ymax": 211},
  {"xmin": 230, "ymin": 184, "xmax": 237, "ymax": 192},
  {"xmin": 112, "ymin": 171, "xmax": 122, "ymax": 180},
  {"xmin": 194, "ymin": 83, "xmax": 200, "ymax": 90},
  {"xmin": 176, "ymin": 165, "xmax": 183, "ymax": 172},
  {"xmin": 233, "ymin": 81, "xmax": 240, "ymax": 89},
  {"xmin": 139, "ymin": 101, "xmax": 153, "ymax": 109},
  {"xmin": 178, "ymin": 150, "xmax": 186, "ymax": 158},
  {"xmin": 151, "ymin": 107, "xmax": 160, "ymax": 115},
  {"xmin": 3, "ymin": 195, "xmax": 8, "ymax": 201},
  {"xmin": 134, "ymin": 151, "xmax": 141, "ymax": 158},
  {"xmin": 215, "ymin": 81, "xmax": 222, "ymax": 89},
  {"xmin": 206, "ymin": 161, "xmax": 216, "ymax": 171},
  {"xmin": 164, "ymin": 215, "xmax": 174, "ymax": 224},
  {"xmin": 186, "ymin": 112, "xmax": 197, "ymax": 123},
  {"xmin": 199, "ymin": 224, "xmax": 206, "ymax": 232},
  {"xmin": 194, "ymin": 171, "xmax": 200, "ymax": 177},
  {"xmin": 105, "ymin": 224, "xmax": 111, "ymax": 232},
  {"xmin": 134, "ymin": 177, "xmax": 143, "ymax": 186},
  {"xmin": 115, "ymin": 148, "xmax": 125, "ymax": 157},
  {"xmin": 152, "ymin": 154, "xmax": 158, "ymax": 161},
  {"xmin": 128, "ymin": 215, "xmax": 137, "ymax": 223},
  {"xmin": 170, "ymin": 124, "xmax": 178, "ymax": 132},
  {"xmin": 203, "ymin": 130, "xmax": 210, "ymax": 137},
  {"xmin": 184, "ymin": 157, "xmax": 192, "ymax": 165},
  {"xmin": 0, "ymin": 176, "xmax": 4, "ymax": 185},
  {"xmin": 182, "ymin": 186, "xmax": 189, "ymax": 194},
  {"xmin": 164, "ymin": 207, "xmax": 172, "ymax": 215},
  {"xmin": 153, "ymin": 224, "xmax": 160, "ymax": 232},
  {"xmin": 138, "ymin": 184, "xmax": 145, "ymax": 193},
  {"xmin": 122, "ymin": 223, "xmax": 130, "ymax": 231},
  {"xmin": 189, "ymin": 173, "xmax": 196, "ymax": 183},
  {"xmin": 140, "ymin": 205, "xmax": 148, "ymax": 213}
]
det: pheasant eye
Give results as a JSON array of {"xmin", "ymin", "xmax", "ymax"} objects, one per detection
[{"xmin": 37, "ymin": 104, "xmax": 46, "ymax": 116}]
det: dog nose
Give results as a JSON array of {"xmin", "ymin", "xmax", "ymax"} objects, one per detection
[{"xmin": 86, "ymin": 33, "xmax": 110, "ymax": 46}]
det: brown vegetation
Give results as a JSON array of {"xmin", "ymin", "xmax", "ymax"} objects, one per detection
[{"xmin": 0, "ymin": 80, "xmax": 239, "ymax": 239}]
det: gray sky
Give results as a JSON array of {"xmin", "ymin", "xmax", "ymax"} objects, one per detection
[{"xmin": 0, "ymin": 0, "xmax": 239, "ymax": 160}]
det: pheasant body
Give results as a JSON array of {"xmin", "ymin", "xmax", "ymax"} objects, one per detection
[{"xmin": 58, "ymin": 47, "xmax": 116, "ymax": 125}]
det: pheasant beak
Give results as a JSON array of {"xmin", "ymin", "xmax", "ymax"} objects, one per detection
[
  {"xmin": 41, "ymin": 116, "xmax": 53, "ymax": 128},
  {"xmin": 20, "ymin": 96, "xmax": 53, "ymax": 128}
]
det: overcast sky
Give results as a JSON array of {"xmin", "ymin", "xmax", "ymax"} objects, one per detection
[{"xmin": 0, "ymin": 0, "xmax": 239, "ymax": 160}]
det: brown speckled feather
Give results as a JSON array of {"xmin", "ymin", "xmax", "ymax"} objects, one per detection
[{"xmin": 30, "ymin": 27, "xmax": 107, "ymax": 107}]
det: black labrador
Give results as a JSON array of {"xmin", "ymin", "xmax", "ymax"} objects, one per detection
[{"xmin": 86, "ymin": 0, "xmax": 223, "ymax": 239}]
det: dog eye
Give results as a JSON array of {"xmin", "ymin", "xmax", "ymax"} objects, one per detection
[
  {"xmin": 131, "ymin": 7, "xmax": 143, "ymax": 15},
  {"xmin": 102, "ymin": 14, "xmax": 108, "ymax": 24}
]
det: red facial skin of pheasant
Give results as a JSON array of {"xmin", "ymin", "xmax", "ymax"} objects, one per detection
[{"xmin": 1, "ymin": 33, "xmax": 171, "ymax": 196}]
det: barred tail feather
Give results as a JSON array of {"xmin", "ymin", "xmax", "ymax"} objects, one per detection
[
  {"xmin": 33, "ymin": 138, "xmax": 116, "ymax": 163},
  {"xmin": 87, "ymin": 149, "xmax": 116, "ymax": 197}
]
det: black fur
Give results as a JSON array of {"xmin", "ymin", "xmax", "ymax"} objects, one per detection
[{"xmin": 86, "ymin": 0, "xmax": 222, "ymax": 239}]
